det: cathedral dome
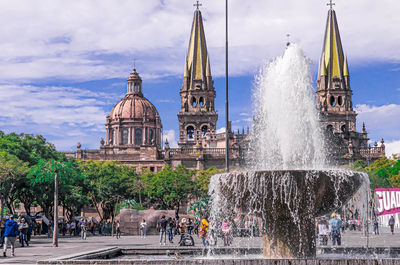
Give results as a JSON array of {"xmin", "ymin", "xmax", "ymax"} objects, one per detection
[{"xmin": 109, "ymin": 93, "xmax": 160, "ymax": 121}]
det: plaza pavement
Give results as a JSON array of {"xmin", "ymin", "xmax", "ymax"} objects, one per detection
[{"xmin": 0, "ymin": 227, "xmax": 399, "ymax": 264}]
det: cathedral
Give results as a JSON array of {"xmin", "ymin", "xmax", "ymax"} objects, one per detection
[{"xmin": 65, "ymin": 5, "xmax": 384, "ymax": 170}]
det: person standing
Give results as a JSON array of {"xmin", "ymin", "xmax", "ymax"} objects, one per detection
[
  {"xmin": 0, "ymin": 219, "xmax": 5, "ymax": 248},
  {"xmin": 222, "ymin": 219, "xmax": 232, "ymax": 246},
  {"xmin": 167, "ymin": 218, "xmax": 173, "ymax": 243},
  {"xmin": 317, "ymin": 216, "xmax": 329, "ymax": 246},
  {"xmin": 157, "ymin": 215, "xmax": 167, "ymax": 245},
  {"xmin": 329, "ymin": 213, "xmax": 342, "ymax": 246},
  {"xmin": 18, "ymin": 218, "xmax": 29, "ymax": 247},
  {"xmin": 389, "ymin": 215, "xmax": 395, "ymax": 235},
  {"xmin": 115, "ymin": 221, "xmax": 121, "ymax": 239},
  {"xmin": 140, "ymin": 219, "xmax": 147, "ymax": 238},
  {"xmin": 3, "ymin": 216, "xmax": 19, "ymax": 257},
  {"xmin": 70, "ymin": 221, "xmax": 76, "ymax": 236},
  {"xmin": 80, "ymin": 218, "xmax": 88, "ymax": 240},
  {"xmin": 199, "ymin": 214, "xmax": 209, "ymax": 247},
  {"xmin": 373, "ymin": 218, "xmax": 379, "ymax": 235}
]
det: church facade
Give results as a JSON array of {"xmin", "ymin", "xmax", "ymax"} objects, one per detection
[{"xmin": 64, "ymin": 5, "xmax": 384, "ymax": 170}]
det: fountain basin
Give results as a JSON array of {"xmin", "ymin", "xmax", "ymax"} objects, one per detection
[{"xmin": 210, "ymin": 169, "xmax": 368, "ymax": 258}]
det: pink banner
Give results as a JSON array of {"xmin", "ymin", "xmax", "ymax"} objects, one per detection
[{"xmin": 375, "ymin": 188, "xmax": 400, "ymax": 216}]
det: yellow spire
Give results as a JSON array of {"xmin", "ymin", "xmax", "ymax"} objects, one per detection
[
  {"xmin": 185, "ymin": 8, "xmax": 211, "ymax": 89},
  {"xmin": 343, "ymin": 55, "xmax": 349, "ymax": 76},
  {"xmin": 318, "ymin": 8, "xmax": 346, "ymax": 84}
]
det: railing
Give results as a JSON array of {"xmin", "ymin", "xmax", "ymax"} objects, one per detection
[
  {"xmin": 359, "ymin": 146, "xmax": 385, "ymax": 159},
  {"xmin": 166, "ymin": 147, "xmax": 228, "ymax": 158}
]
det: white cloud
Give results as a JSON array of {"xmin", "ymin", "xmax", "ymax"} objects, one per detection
[
  {"xmin": 0, "ymin": 0, "xmax": 399, "ymax": 81},
  {"xmin": 163, "ymin": 129, "xmax": 178, "ymax": 148},
  {"xmin": 356, "ymin": 104, "xmax": 400, "ymax": 146},
  {"xmin": 0, "ymin": 84, "xmax": 116, "ymax": 150},
  {"xmin": 385, "ymin": 140, "xmax": 400, "ymax": 158},
  {"xmin": 216, "ymin": 127, "xmax": 226, "ymax": 134}
]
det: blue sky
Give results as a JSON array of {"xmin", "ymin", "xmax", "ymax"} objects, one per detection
[{"xmin": 0, "ymin": 0, "xmax": 399, "ymax": 156}]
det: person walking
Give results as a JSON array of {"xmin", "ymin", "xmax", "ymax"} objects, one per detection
[
  {"xmin": 115, "ymin": 221, "xmax": 121, "ymax": 239},
  {"xmin": 329, "ymin": 213, "xmax": 342, "ymax": 246},
  {"xmin": 3, "ymin": 216, "xmax": 19, "ymax": 257},
  {"xmin": 389, "ymin": 215, "xmax": 395, "ymax": 235},
  {"xmin": 140, "ymin": 219, "xmax": 147, "ymax": 238},
  {"xmin": 18, "ymin": 218, "xmax": 29, "ymax": 247},
  {"xmin": 80, "ymin": 218, "xmax": 88, "ymax": 240},
  {"xmin": 0, "ymin": 219, "xmax": 5, "ymax": 248},
  {"xmin": 157, "ymin": 215, "xmax": 167, "ymax": 245}
]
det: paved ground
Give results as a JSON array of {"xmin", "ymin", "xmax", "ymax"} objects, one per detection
[{"xmin": 1, "ymin": 227, "xmax": 399, "ymax": 264}]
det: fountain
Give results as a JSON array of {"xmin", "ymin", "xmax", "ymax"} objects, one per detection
[{"xmin": 209, "ymin": 44, "xmax": 369, "ymax": 258}]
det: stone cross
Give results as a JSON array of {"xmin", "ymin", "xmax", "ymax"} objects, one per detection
[
  {"xmin": 327, "ymin": 0, "xmax": 335, "ymax": 9},
  {"xmin": 194, "ymin": 0, "xmax": 202, "ymax": 9}
]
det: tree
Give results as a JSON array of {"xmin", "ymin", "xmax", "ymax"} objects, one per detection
[
  {"xmin": 28, "ymin": 158, "xmax": 85, "ymax": 219},
  {"xmin": 0, "ymin": 152, "xmax": 28, "ymax": 221},
  {"xmin": 143, "ymin": 165, "xmax": 196, "ymax": 213},
  {"xmin": 80, "ymin": 160, "xmax": 137, "ymax": 225},
  {"xmin": 194, "ymin": 166, "xmax": 222, "ymax": 199}
]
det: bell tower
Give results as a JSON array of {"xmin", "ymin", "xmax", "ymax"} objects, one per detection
[
  {"xmin": 316, "ymin": 4, "xmax": 356, "ymax": 135},
  {"xmin": 177, "ymin": 5, "xmax": 218, "ymax": 147}
]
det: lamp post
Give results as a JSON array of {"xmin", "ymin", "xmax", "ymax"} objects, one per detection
[
  {"xmin": 53, "ymin": 171, "xmax": 58, "ymax": 247},
  {"xmin": 225, "ymin": 0, "xmax": 229, "ymax": 172}
]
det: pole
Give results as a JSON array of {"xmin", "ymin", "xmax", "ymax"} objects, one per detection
[
  {"xmin": 53, "ymin": 172, "xmax": 58, "ymax": 247},
  {"xmin": 225, "ymin": 0, "xmax": 229, "ymax": 173}
]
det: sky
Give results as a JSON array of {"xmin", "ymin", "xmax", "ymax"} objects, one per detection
[{"xmin": 0, "ymin": 0, "xmax": 399, "ymax": 156}]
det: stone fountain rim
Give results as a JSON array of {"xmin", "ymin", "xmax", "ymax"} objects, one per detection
[{"xmin": 222, "ymin": 169, "xmax": 364, "ymax": 174}]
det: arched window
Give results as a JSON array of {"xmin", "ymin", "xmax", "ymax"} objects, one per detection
[
  {"xmin": 191, "ymin": 97, "xmax": 197, "ymax": 107},
  {"xmin": 149, "ymin": 129, "xmax": 154, "ymax": 144},
  {"xmin": 338, "ymin": 96, "xmax": 343, "ymax": 106},
  {"xmin": 329, "ymin": 96, "xmax": 336, "ymax": 107},
  {"xmin": 122, "ymin": 128, "xmax": 129, "ymax": 145},
  {"xmin": 110, "ymin": 129, "xmax": 114, "ymax": 145},
  {"xmin": 326, "ymin": 125, "xmax": 333, "ymax": 133},
  {"xmin": 341, "ymin": 125, "xmax": 346, "ymax": 133},
  {"xmin": 187, "ymin": 126, "xmax": 194, "ymax": 140},
  {"xmin": 199, "ymin": 97, "xmax": 204, "ymax": 107},
  {"xmin": 201, "ymin": 125, "xmax": 208, "ymax": 136},
  {"xmin": 135, "ymin": 129, "xmax": 142, "ymax": 145}
]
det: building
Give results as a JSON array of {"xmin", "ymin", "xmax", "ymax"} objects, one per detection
[
  {"xmin": 64, "ymin": 6, "xmax": 247, "ymax": 171},
  {"xmin": 64, "ymin": 4, "xmax": 384, "ymax": 169},
  {"xmin": 316, "ymin": 5, "xmax": 385, "ymax": 162}
]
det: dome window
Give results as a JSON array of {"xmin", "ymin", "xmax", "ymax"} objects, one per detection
[
  {"xmin": 192, "ymin": 97, "xmax": 197, "ymax": 107},
  {"xmin": 110, "ymin": 129, "xmax": 114, "ymax": 145},
  {"xmin": 149, "ymin": 129, "xmax": 154, "ymax": 144},
  {"xmin": 135, "ymin": 129, "xmax": 142, "ymax": 145},
  {"xmin": 187, "ymin": 126, "xmax": 194, "ymax": 140},
  {"xmin": 326, "ymin": 125, "xmax": 333, "ymax": 133},
  {"xmin": 341, "ymin": 125, "xmax": 346, "ymax": 133},
  {"xmin": 122, "ymin": 128, "xmax": 129, "ymax": 145},
  {"xmin": 134, "ymin": 83, "xmax": 141, "ymax": 93}
]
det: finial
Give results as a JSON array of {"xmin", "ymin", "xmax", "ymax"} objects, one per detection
[
  {"xmin": 286, "ymin": 34, "xmax": 291, "ymax": 47},
  {"xmin": 381, "ymin": 138, "xmax": 385, "ymax": 144},
  {"xmin": 327, "ymin": 0, "xmax": 335, "ymax": 10},
  {"xmin": 194, "ymin": 0, "xmax": 202, "ymax": 10},
  {"xmin": 362, "ymin": 122, "xmax": 366, "ymax": 132},
  {"xmin": 77, "ymin": 142, "xmax": 81, "ymax": 149},
  {"xmin": 133, "ymin": 58, "xmax": 136, "ymax": 71}
]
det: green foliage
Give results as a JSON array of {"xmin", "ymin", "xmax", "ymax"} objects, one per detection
[
  {"xmin": 80, "ymin": 160, "xmax": 138, "ymax": 221},
  {"xmin": 352, "ymin": 156, "xmax": 400, "ymax": 190},
  {"xmin": 143, "ymin": 165, "xmax": 196, "ymax": 210},
  {"xmin": 187, "ymin": 198, "xmax": 211, "ymax": 218},
  {"xmin": 194, "ymin": 166, "xmax": 222, "ymax": 198}
]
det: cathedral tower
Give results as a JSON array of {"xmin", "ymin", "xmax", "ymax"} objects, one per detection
[
  {"xmin": 177, "ymin": 6, "xmax": 218, "ymax": 147},
  {"xmin": 316, "ymin": 5, "xmax": 356, "ymax": 135}
]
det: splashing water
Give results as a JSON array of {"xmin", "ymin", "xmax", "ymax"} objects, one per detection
[{"xmin": 248, "ymin": 44, "xmax": 326, "ymax": 170}]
